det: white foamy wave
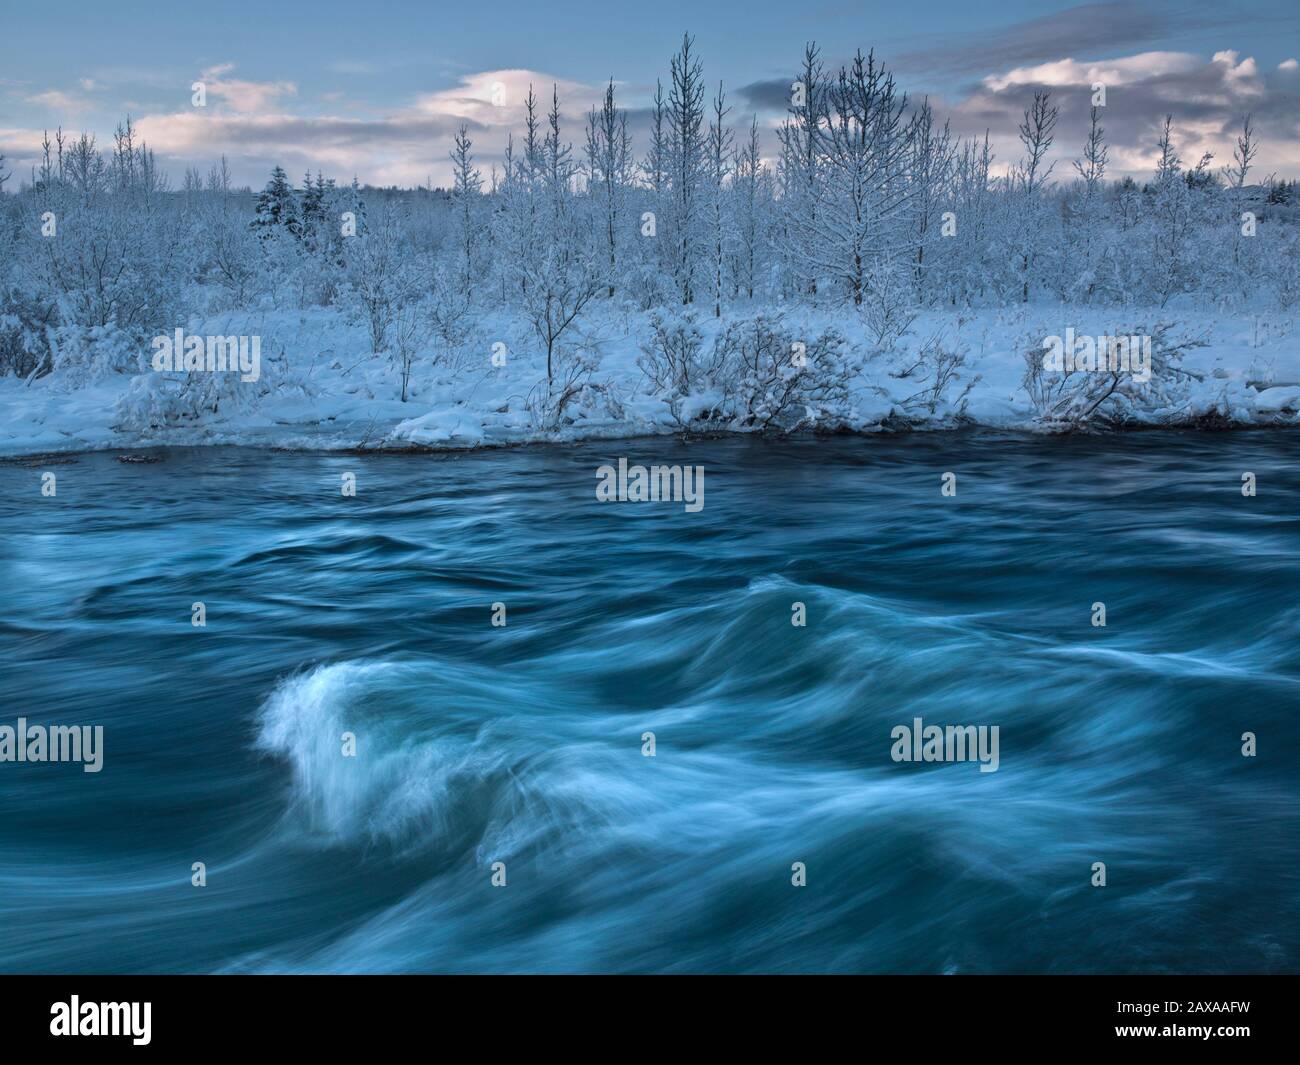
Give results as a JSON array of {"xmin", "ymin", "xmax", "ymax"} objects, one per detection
[
  {"xmin": 254, "ymin": 659, "xmax": 650, "ymax": 856},
  {"xmin": 256, "ymin": 660, "xmax": 500, "ymax": 846}
]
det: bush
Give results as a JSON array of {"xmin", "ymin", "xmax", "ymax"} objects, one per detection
[
  {"xmin": 48, "ymin": 323, "xmax": 141, "ymax": 385},
  {"xmin": 1022, "ymin": 322, "xmax": 1205, "ymax": 429},
  {"xmin": 714, "ymin": 314, "xmax": 852, "ymax": 432},
  {"xmin": 888, "ymin": 328, "xmax": 980, "ymax": 419},
  {"xmin": 636, "ymin": 310, "xmax": 724, "ymax": 426},
  {"xmin": 0, "ymin": 288, "xmax": 58, "ymax": 379}
]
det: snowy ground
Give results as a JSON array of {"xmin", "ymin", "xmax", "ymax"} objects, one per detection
[{"xmin": 1, "ymin": 303, "xmax": 1297, "ymax": 456}]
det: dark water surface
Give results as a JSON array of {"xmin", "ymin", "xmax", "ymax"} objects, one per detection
[{"xmin": 1, "ymin": 432, "xmax": 1297, "ymax": 973}]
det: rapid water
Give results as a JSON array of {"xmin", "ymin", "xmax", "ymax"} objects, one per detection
[{"xmin": 1, "ymin": 432, "xmax": 1297, "ymax": 974}]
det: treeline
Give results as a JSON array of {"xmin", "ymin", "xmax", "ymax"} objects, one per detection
[{"xmin": 1, "ymin": 35, "xmax": 1298, "ymax": 386}]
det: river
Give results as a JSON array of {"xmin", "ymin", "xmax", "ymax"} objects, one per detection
[{"xmin": 1, "ymin": 431, "xmax": 1296, "ymax": 972}]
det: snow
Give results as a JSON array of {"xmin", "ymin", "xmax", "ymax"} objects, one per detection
[
  {"xmin": 389, "ymin": 408, "xmax": 486, "ymax": 446},
  {"xmin": 1254, "ymin": 385, "xmax": 1300, "ymax": 412},
  {"xmin": 1, "ymin": 303, "xmax": 1295, "ymax": 457}
]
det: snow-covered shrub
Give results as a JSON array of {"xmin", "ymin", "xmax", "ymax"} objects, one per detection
[
  {"xmin": 0, "ymin": 314, "xmax": 37, "ymax": 378},
  {"xmin": 0, "ymin": 288, "xmax": 57, "ymax": 379},
  {"xmin": 30, "ymin": 181, "xmax": 188, "ymax": 339},
  {"xmin": 201, "ymin": 204, "xmax": 260, "ymax": 309},
  {"xmin": 426, "ymin": 271, "xmax": 475, "ymax": 372},
  {"xmin": 1273, "ymin": 230, "xmax": 1300, "ymax": 310},
  {"xmin": 888, "ymin": 328, "xmax": 981, "ymax": 419},
  {"xmin": 112, "ymin": 362, "xmax": 259, "ymax": 431},
  {"xmin": 518, "ymin": 244, "xmax": 604, "ymax": 384},
  {"xmin": 252, "ymin": 227, "xmax": 307, "ymax": 311},
  {"xmin": 713, "ymin": 314, "xmax": 852, "ymax": 432},
  {"xmin": 113, "ymin": 373, "xmax": 197, "ymax": 430},
  {"xmin": 111, "ymin": 317, "xmax": 293, "ymax": 432},
  {"xmin": 524, "ymin": 339, "xmax": 623, "ymax": 433},
  {"xmin": 861, "ymin": 257, "xmax": 918, "ymax": 350},
  {"xmin": 254, "ymin": 332, "xmax": 319, "ymax": 405},
  {"xmin": 622, "ymin": 260, "xmax": 676, "ymax": 312},
  {"xmin": 1022, "ymin": 322, "xmax": 1205, "ymax": 429},
  {"xmin": 340, "ymin": 204, "xmax": 424, "ymax": 354},
  {"xmin": 636, "ymin": 310, "xmax": 726, "ymax": 426},
  {"xmin": 47, "ymin": 323, "xmax": 141, "ymax": 386},
  {"xmin": 390, "ymin": 302, "xmax": 426, "ymax": 402}
]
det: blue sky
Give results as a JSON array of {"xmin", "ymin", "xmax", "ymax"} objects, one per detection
[{"xmin": 2, "ymin": 0, "xmax": 1298, "ymax": 187}]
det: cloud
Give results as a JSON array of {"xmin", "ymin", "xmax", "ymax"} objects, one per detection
[
  {"xmin": 947, "ymin": 48, "xmax": 1300, "ymax": 180},
  {"xmin": 5, "ymin": 48, "xmax": 1299, "ymax": 189},
  {"xmin": 737, "ymin": 78, "xmax": 791, "ymax": 113},
  {"xmin": 125, "ymin": 69, "xmax": 614, "ymax": 187},
  {"xmin": 892, "ymin": 2, "xmax": 1249, "ymax": 77},
  {"xmin": 197, "ymin": 63, "xmax": 297, "ymax": 114},
  {"xmin": 0, "ymin": 127, "xmax": 49, "ymax": 157},
  {"xmin": 409, "ymin": 69, "xmax": 605, "ymax": 129},
  {"xmin": 741, "ymin": 42, "xmax": 1300, "ymax": 183},
  {"xmin": 24, "ymin": 89, "xmax": 95, "ymax": 113},
  {"xmin": 980, "ymin": 52, "xmax": 1201, "ymax": 93}
]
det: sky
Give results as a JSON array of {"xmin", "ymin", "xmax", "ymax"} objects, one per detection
[{"xmin": 1, "ymin": 0, "xmax": 1298, "ymax": 189}]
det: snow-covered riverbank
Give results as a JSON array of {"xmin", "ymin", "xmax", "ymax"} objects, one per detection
[{"xmin": 2, "ymin": 304, "xmax": 1297, "ymax": 456}]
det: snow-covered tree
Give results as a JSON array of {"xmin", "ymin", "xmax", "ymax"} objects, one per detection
[
  {"xmin": 664, "ymin": 34, "xmax": 708, "ymax": 305},
  {"xmin": 343, "ymin": 201, "xmax": 419, "ymax": 354},
  {"xmin": 585, "ymin": 80, "xmax": 633, "ymax": 297},
  {"xmin": 1147, "ymin": 114, "xmax": 1217, "ymax": 306},
  {"xmin": 777, "ymin": 43, "xmax": 828, "ymax": 299},
  {"xmin": 1012, "ymin": 91, "xmax": 1059, "ymax": 302},
  {"xmin": 908, "ymin": 98, "xmax": 954, "ymax": 302},
  {"xmin": 815, "ymin": 50, "xmax": 914, "ymax": 306},
  {"xmin": 252, "ymin": 166, "xmax": 301, "ymax": 238},
  {"xmin": 731, "ymin": 117, "xmax": 771, "ymax": 301},
  {"xmin": 448, "ymin": 125, "xmax": 483, "ymax": 297},
  {"xmin": 705, "ymin": 82, "xmax": 733, "ymax": 317}
]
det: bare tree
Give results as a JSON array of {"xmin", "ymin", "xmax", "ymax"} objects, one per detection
[
  {"xmin": 706, "ymin": 81, "xmax": 733, "ymax": 317},
  {"xmin": 777, "ymin": 43, "xmax": 828, "ymax": 298},
  {"xmin": 449, "ymin": 124, "xmax": 482, "ymax": 296},
  {"xmin": 1016, "ymin": 91, "xmax": 1058, "ymax": 194},
  {"xmin": 1073, "ymin": 105, "xmax": 1108, "ymax": 195},
  {"xmin": 585, "ymin": 80, "xmax": 632, "ymax": 297},
  {"xmin": 521, "ymin": 246, "xmax": 602, "ymax": 384},
  {"xmin": 1225, "ymin": 113, "xmax": 1259, "ymax": 189},
  {"xmin": 909, "ymin": 97, "xmax": 955, "ymax": 299},
  {"xmin": 732, "ymin": 117, "xmax": 768, "ymax": 300},
  {"xmin": 1015, "ymin": 91, "xmax": 1059, "ymax": 301},
  {"xmin": 665, "ymin": 34, "xmax": 707, "ymax": 305}
]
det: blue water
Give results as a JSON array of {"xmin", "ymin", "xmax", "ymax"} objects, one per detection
[{"xmin": 1, "ymin": 432, "xmax": 1297, "ymax": 974}]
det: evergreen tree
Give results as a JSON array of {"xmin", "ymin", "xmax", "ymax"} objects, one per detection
[{"xmin": 252, "ymin": 166, "xmax": 301, "ymax": 237}]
